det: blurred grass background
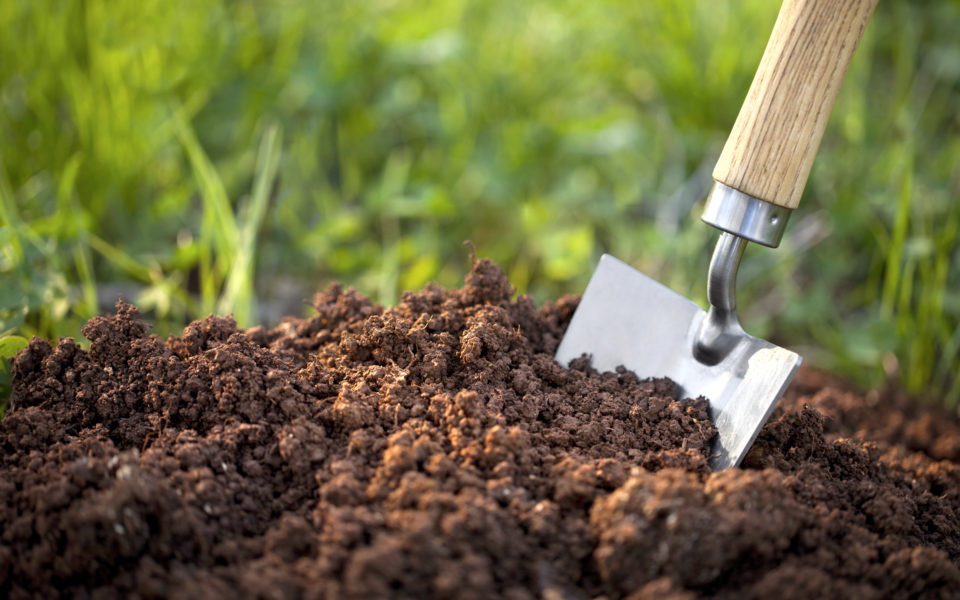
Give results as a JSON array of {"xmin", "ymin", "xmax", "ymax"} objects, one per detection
[{"xmin": 0, "ymin": 0, "xmax": 958, "ymax": 407}]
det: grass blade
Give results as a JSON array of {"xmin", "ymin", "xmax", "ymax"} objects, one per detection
[
  {"xmin": 174, "ymin": 109, "xmax": 239, "ymax": 314},
  {"xmin": 217, "ymin": 124, "xmax": 283, "ymax": 326}
]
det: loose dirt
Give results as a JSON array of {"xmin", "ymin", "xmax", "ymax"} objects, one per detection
[{"xmin": 2, "ymin": 259, "xmax": 958, "ymax": 599}]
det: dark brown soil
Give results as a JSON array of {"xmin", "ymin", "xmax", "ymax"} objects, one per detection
[{"xmin": 3, "ymin": 259, "xmax": 959, "ymax": 599}]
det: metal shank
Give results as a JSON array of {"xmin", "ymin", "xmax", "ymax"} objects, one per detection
[
  {"xmin": 695, "ymin": 232, "xmax": 747, "ymax": 365},
  {"xmin": 702, "ymin": 183, "xmax": 791, "ymax": 248}
]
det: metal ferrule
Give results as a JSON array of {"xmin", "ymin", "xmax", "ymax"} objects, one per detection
[{"xmin": 701, "ymin": 183, "xmax": 792, "ymax": 248}]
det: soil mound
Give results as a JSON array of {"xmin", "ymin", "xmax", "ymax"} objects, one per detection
[{"xmin": 3, "ymin": 259, "xmax": 959, "ymax": 599}]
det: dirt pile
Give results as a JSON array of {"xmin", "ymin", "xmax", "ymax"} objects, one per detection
[{"xmin": 2, "ymin": 259, "xmax": 959, "ymax": 599}]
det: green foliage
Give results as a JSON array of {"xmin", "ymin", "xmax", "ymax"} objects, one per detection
[
  {"xmin": 0, "ymin": 0, "xmax": 957, "ymax": 404},
  {"xmin": 0, "ymin": 335, "xmax": 28, "ymax": 416}
]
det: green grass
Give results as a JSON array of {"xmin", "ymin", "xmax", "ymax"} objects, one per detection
[{"xmin": 0, "ymin": 0, "xmax": 958, "ymax": 406}]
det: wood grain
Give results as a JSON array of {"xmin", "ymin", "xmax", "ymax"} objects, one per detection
[{"xmin": 713, "ymin": 0, "xmax": 877, "ymax": 210}]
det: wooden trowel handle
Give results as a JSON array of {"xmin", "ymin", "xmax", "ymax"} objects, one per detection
[{"xmin": 712, "ymin": 0, "xmax": 877, "ymax": 210}]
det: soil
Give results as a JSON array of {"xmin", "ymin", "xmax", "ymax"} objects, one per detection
[{"xmin": 2, "ymin": 259, "xmax": 959, "ymax": 599}]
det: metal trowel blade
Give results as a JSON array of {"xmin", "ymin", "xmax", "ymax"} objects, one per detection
[{"xmin": 554, "ymin": 254, "xmax": 802, "ymax": 470}]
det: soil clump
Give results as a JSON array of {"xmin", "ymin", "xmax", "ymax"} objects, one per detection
[{"xmin": 2, "ymin": 259, "xmax": 959, "ymax": 599}]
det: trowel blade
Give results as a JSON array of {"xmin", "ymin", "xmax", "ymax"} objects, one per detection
[{"xmin": 555, "ymin": 254, "xmax": 801, "ymax": 470}]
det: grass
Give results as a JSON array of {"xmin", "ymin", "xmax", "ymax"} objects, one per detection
[{"xmin": 0, "ymin": 0, "xmax": 958, "ymax": 407}]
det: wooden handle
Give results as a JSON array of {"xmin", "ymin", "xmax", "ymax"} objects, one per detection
[{"xmin": 712, "ymin": 0, "xmax": 877, "ymax": 210}]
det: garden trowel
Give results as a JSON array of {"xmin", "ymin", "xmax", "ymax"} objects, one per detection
[{"xmin": 555, "ymin": 0, "xmax": 878, "ymax": 469}]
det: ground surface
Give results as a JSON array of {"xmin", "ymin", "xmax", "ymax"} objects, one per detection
[{"xmin": 2, "ymin": 260, "xmax": 959, "ymax": 599}]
